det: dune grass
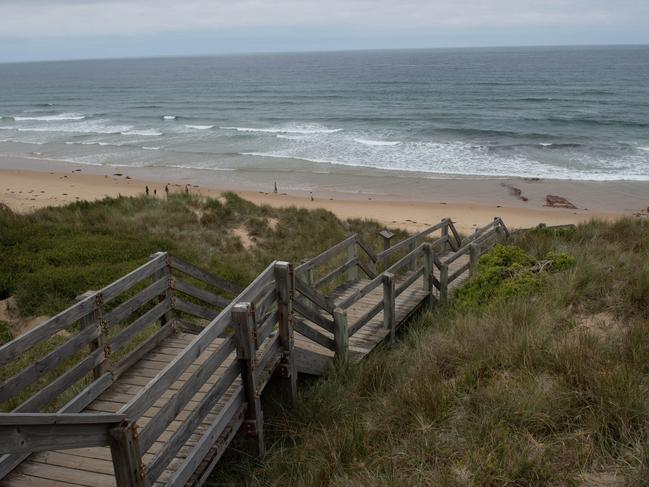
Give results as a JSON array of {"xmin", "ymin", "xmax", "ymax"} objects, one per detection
[
  {"xmin": 212, "ymin": 218, "xmax": 649, "ymax": 486},
  {"xmin": 0, "ymin": 193, "xmax": 392, "ymax": 320}
]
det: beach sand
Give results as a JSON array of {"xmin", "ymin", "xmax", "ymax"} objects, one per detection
[{"xmin": 1, "ymin": 156, "xmax": 648, "ymax": 233}]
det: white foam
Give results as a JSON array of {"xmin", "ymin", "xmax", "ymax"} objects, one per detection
[
  {"xmin": 121, "ymin": 129, "xmax": 163, "ymax": 136},
  {"xmin": 639, "ymin": 147, "xmax": 649, "ymax": 152},
  {"xmin": 354, "ymin": 138, "xmax": 401, "ymax": 147},
  {"xmin": 14, "ymin": 112, "xmax": 86, "ymax": 121},
  {"xmin": 221, "ymin": 124, "xmax": 342, "ymax": 134},
  {"xmin": 142, "ymin": 146, "xmax": 161, "ymax": 150},
  {"xmin": 184, "ymin": 124, "xmax": 214, "ymax": 130},
  {"xmin": 276, "ymin": 134, "xmax": 308, "ymax": 140},
  {"xmin": 15, "ymin": 120, "xmax": 132, "ymax": 135},
  {"xmin": 163, "ymin": 115, "xmax": 177, "ymax": 120}
]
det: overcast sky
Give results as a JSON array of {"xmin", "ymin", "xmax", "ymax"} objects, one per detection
[{"xmin": 1, "ymin": 0, "xmax": 648, "ymax": 62}]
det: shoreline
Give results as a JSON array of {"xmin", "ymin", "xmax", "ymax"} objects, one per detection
[{"xmin": 1, "ymin": 155, "xmax": 647, "ymax": 233}]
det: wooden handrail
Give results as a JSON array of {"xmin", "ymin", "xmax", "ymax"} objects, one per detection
[
  {"xmin": 0, "ymin": 413, "xmax": 125, "ymax": 454},
  {"xmin": 376, "ymin": 220, "xmax": 448, "ymax": 262},
  {"xmin": 295, "ymin": 235, "xmax": 357, "ymax": 274},
  {"xmin": 0, "ymin": 252, "xmax": 168, "ymax": 368}
]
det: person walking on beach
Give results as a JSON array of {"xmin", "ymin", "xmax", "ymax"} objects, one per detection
[
  {"xmin": 145, "ymin": 185, "xmax": 149, "ymax": 196},
  {"xmin": 165, "ymin": 184, "xmax": 169, "ymax": 197},
  {"xmin": 310, "ymin": 191, "xmax": 314, "ymax": 201},
  {"xmin": 274, "ymin": 181, "xmax": 278, "ymax": 193}
]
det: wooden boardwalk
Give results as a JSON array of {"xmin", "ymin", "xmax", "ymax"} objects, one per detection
[{"xmin": 0, "ymin": 217, "xmax": 508, "ymax": 486}]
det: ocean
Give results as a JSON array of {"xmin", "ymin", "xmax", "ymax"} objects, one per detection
[{"xmin": 0, "ymin": 46, "xmax": 648, "ymax": 181}]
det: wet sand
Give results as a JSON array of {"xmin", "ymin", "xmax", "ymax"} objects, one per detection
[{"xmin": 1, "ymin": 156, "xmax": 647, "ymax": 233}]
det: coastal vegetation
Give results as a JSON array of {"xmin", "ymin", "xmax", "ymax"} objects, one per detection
[
  {"xmin": 2, "ymin": 195, "xmax": 649, "ymax": 485},
  {"xmin": 215, "ymin": 219, "xmax": 649, "ymax": 486}
]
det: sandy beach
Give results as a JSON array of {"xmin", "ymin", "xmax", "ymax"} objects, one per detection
[{"xmin": 1, "ymin": 155, "xmax": 648, "ymax": 233}]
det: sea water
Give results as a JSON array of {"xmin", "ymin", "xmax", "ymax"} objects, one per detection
[{"xmin": 0, "ymin": 46, "xmax": 648, "ymax": 180}]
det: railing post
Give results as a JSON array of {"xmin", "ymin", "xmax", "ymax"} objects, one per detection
[
  {"xmin": 347, "ymin": 240, "xmax": 358, "ymax": 282},
  {"xmin": 333, "ymin": 307, "xmax": 349, "ymax": 360},
  {"xmin": 109, "ymin": 421, "xmax": 144, "ymax": 487},
  {"xmin": 440, "ymin": 264, "xmax": 449, "ymax": 305},
  {"xmin": 408, "ymin": 240, "xmax": 417, "ymax": 272},
  {"xmin": 274, "ymin": 261, "xmax": 297, "ymax": 399},
  {"xmin": 447, "ymin": 219, "xmax": 462, "ymax": 250},
  {"xmin": 77, "ymin": 291, "xmax": 108, "ymax": 379},
  {"xmin": 441, "ymin": 219, "xmax": 450, "ymax": 252},
  {"xmin": 382, "ymin": 273, "xmax": 396, "ymax": 341},
  {"xmin": 469, "ymin": 243, "xmax": 480, "ymax": 277},
  {"xmin": 232, "ymin": 302, "xmax": 265, "ymax": 456},
  {"xmin": 423, "ymin": 244, "xmax": 433, "ymax": 298},
  {"xmin": 150, "ymin": 252, "xmax": 176, "ymax": 330},
  {"xmin": 379, "ymin": 230, "xmax": 395, "ymax": 252}
]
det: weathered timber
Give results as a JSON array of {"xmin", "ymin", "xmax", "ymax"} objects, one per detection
[
  {"xmin": 108, "ymin": 421, "xmax": 144, "ymax": 487},
  {"xmin": 232, "ymin": 303, "xmax": 264, "ymax": 455},
  {"xmin": 137, "ymin": 336, "xmax": 237, "ymax": 454},
  {"xmin": 109, "ymin": 300, "xmax": 171, "ymax": 353},
  {"xmin": 294, "ymin": 276, "xmax": 333, "ymax": 314},
  {"xmin": 314, "ymin": 257, "xmax": 359, "ymax": 289},
  {"xmin": 0, "ymin": 414, "xmax": 124, "ymax": 454},
  {"xmin": 292, "ymin": 299, "xmax": 334, "ymax": 333},
  {"xmin": 113, "ymin": 324, "xmax": 174, "ymax": 379},
  {"xmin": 102, "ymin": 277, "xmax": 168, "ymax": 330},
  {"xmin": 274, "ymin": 262, "xmax": 297, "ymax": 399},
  {"xmin": 15, "ymin": 348, "xmax": 105, "ymax": 413},
  {"xmin": 0, "ymin": 324, "xmax": 99, "ymax": 405},
  {"xmin": 256, "ymin": 310, "xmax": 278, "ymax": 345},
  {"xmin": 293, "ymin": 318, "xmax": 335, "ymax": 351},
  {"xmin": 173, "ymin": 298, "xmax": 218, "ymax": 322},
  {"xmin": 449, "ymin": 262, "xmax": 471, "ymax": 283},
  {"xmin": 347, "ymin": 240, "xmax": 359, "ymax": 281},
  {"xmin": 348, "ymin": 299, "xmax": 383, "ymax": 337},
  {"xmin": 295, "ymin": 235, "xmax": 357, "ymax": 274},
  {"xmin": 166, "ymin": 388, "xmax": 245, "ymax": 487},
  {"xmin": 354, "ymin": 236, "xmax": 379, "ymax": 264},
  {"xmin": 382, "ymin": 273, "xmax": 396, "ymax": 341},
  {"xmin": 333, "ymin": 308, "xmax": 349, "ymax": 360},
  {"xmin": 356, "ymin": 257, "xmax": 377, "ymax": 279},
  {"xmin": 0, "ymin": 253, "xmax": 167, "ymax": 368},
  {"xmin": 60, "ymin": 373, "xmax": 113, "ymax": 414},
  {"xmin": 396, "ymin": 268, "xmax": 424, "ymax": 297},
  {"xmin": 174, "ymin": 279, "xmax": 230, "ymax": 309},
  {"xmin": 169, "ymin": 255, "xmax": 243, "ymax": 295},
  {"xmin": 143, "ymin": 361, "xmax": 240, "ymax": 485},
  {"xmin": 376, "ymin": 220, "xmax": 447, "ymax": 262}
]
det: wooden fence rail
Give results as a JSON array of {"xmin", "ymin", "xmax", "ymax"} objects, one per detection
[{"xmin": 0, "ymin": 215, "xmax": 507, "ymax": 486}]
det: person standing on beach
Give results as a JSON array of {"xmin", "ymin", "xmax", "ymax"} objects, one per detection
[
  {"xmin": 274, "ymin": 181, "xmax": 278, "ymax": 193},
  {"xmin": 145, "ymin": 185, "xmax": 149, "ymax": 196},
  {"xmin": 165, "ymin": 184, "xmax": 169, "ymax": 197},
  {"xmin": 310, "ymin": 191, "xmax": 314, "ymax": 201}
]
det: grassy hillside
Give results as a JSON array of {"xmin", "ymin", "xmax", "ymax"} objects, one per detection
[
  {"xmin": 3, "ymin": 195, "xmax": 649, "ymax": 485},
  {"xmin": 214, "ymin": 219, "xmax": 649, "ymax": 486},
  {"xmin": 0, "ymin": 193, "xmax": 393, "ymax": 321}
]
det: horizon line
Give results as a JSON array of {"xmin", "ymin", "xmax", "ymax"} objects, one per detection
[{"xmin": 1, "ymin": 42, "xmax": 648, "ymax": 65}]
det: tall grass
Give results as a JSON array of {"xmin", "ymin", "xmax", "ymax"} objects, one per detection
[{"xmin": 213, "ymin": 218, "xmax": 649, "ymax": 486}]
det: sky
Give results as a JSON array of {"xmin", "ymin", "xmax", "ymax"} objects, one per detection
[{"xmin": 1, "ymin": 0, "xmax": 648, "ymax": 63}]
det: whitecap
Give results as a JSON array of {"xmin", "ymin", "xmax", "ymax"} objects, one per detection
[
  {"xmin": 142, "ymin": 146, "xmax": 161, "ymax": 150},
  {"xmin": 220, "ymin": 124, "xmax": 342, "ymax": 134},
  {"xmin": 184, "ymin": 124, "xmax": 214, "ymax": 130},
  {"xmin": 14, "ymin": 112, "xmax": 86, "ymax": 121},
  {"xmin": 121, "ymin": 129, "xmax": 163, "ymax": 136},
  {"xmin": 163, "ymin": 115, "xmax": 177, "ymax": 120},
  {"xmin": 638, "ymin": 147, "xmax": 649, "ymax": 152},
  {"xmin": 353, "ymin": 138, "xmax": 401, "ymax": 147}
]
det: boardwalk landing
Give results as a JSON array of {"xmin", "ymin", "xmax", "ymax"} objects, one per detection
[{"xmin": 0, "ymin": 218, "xmax": 508, "ymax": 486}]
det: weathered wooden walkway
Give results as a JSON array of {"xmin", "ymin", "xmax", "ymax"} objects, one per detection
[{"xmin": 0, "ymin": 217, "xmax": 508, "ymax": 486}]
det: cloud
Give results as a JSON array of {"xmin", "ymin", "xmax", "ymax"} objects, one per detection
[{"xmin": 1, "ymin": 0, "xmax": 647, "ymax": 38}]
